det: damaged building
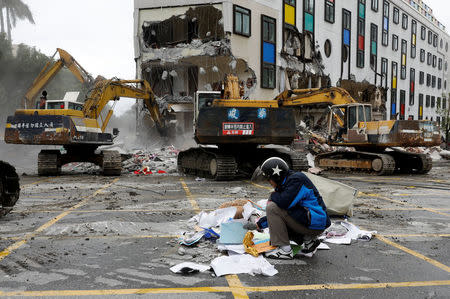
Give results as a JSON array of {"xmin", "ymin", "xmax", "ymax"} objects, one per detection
[{"xmin": 133, "ymin": 0, "xmax": 450, "ymax": 133}]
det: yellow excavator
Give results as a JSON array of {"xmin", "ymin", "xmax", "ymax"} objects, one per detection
[
  {"xmin": 23, "ymin": 48, "xmax": 94, "ymax": 109},
  {"xmin": 275, "ymin": 88, "xmax": 441, "ymax": 174},
  {"xmin": 177, "ymin": 76, "xmax": 440, "ymax": 179},
  {"xmin": 4, "ymin": 78, "xmax": 165, "ymax": 175}
]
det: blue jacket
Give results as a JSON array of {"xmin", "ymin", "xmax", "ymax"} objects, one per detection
[{"xmin": 270, "ymin": 171, "xmax": 331, "ymax": 230}]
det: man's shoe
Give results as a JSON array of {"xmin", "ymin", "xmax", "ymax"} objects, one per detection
[
  {"xmin": 265, "ymin": 247, "xmax": 293, "ymax": 259},
  {"xmin": 301, "ymin": 238, "xmax": 321, "ymax": 254}
]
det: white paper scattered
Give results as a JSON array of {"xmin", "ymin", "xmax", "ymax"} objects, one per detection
[
  {"xmin": 323, "ymin": 221, "xmax": 376, "ymax": 244},
  {"xmin": 340, "ymin": 221, "xmax": 376, "ymax": 241},
  {"xmin": 190, "ymin": 207, "xmax": 237, "ymax": 229},
  {"xmin": 210, "ymin": 254, "xmax": 278, "ymax": 277},
  {"xmin": 170, "ymin": 262, "xmax": 210, "ymax": 273}
]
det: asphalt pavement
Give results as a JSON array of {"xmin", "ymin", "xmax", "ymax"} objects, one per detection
[{"xmin": 0, "ymin": 161, "xmax": 449, "ymax": 298}]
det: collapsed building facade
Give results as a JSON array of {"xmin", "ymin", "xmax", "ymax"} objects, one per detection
[
  {"xmin": 133, "ymin": 0, "xmax": 449, "ymax": 135},
  {"xmin": 133, "ymin": 0, "xmax": 329, "ymax": 134}
]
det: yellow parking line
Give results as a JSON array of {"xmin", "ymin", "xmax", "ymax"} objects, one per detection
[
  {"xmin": 380, "ymin": 233, "xmax": 450, "ymax": 238},
  {"xmin": 226, "ymin": 274, "xmax": 249, "ymax": 299},
  {"xmin": 246, "ymin": 180, "xmax": 272, "ymax": 190},
  {"xmin": 179, "ymin": 178, "xmax": 200, "ymax": 213},
  {"xmin": 245, "ymin": 280, "xmax": 450, "ymax": 292},
  {"xmin": 0, "ymin": 280, "xmax": 449, "ymax": 296},
  {"xmin": 180, "ymin": 180, "xmax": 247, "ymax": 299},
  {"xmin": 21, "ymin": 177, "xmax": 53, "ymax": 188},
  {"xmin": 376, "ymin": 235, "xmax": 450, "ymax": 273},
  {"xmin": 360, "ymin": 192, "xmax": 450, "ymax": 217},
  {"xmin": 0, "ymin": 178, "xmax": 119, "ymax": 262}
]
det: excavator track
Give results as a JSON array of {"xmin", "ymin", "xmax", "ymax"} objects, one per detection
[
  {"xmin": 38, "ymin": 150, "xmax": 62, "ymax": 176},
  {"xmin": 101, "ymin": 150, "xmax": 122, "ymax": 176},
  {"xmin": 178, "ymin": 148, "xmax": 237, "ymax": 180},
  {"xmin": 315, "ymin": 151, "xmax": 396, "ymax": 175},
  {"xmin": 386, "ymin": 149, "xmax": 433, "ymax": 174},
  {"xmin": 0, "ymin": 161, "xmax": 20, "ymax": 215},
  {"xmin": 178, "ymin": 147, "xmax": 308, "ymax": 180}
]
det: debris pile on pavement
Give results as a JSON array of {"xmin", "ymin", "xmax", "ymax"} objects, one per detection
[
  {"xmin": 169, "ymin": 174, "xmax": 363, "ymax": 277},
  {"xmin": 62, "ymin": 146, "xmax": 180, "ymax": 175},
  {"xmin": 122, "ymin": 146, "xmax": 179, "ymax": 175}
]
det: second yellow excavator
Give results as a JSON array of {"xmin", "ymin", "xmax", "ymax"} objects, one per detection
[{"xmin": 4, "ymin": 78, "xmax": 166, "ymax": 175}]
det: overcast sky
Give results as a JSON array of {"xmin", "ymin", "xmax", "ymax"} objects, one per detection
[{"xmin": 10, "ymin": 0, "xmax": 450, "ymax": 115}]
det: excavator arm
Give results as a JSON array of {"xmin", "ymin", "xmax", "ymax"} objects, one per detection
[
  {"xmin": 23, "ymin": 48, "xmax": 93, "ymax": 108},
  {"xmin": 275, "ymin": 87, "xmax": 357, "ymax": 127},
  {"xmin": 82, "ymin": 79, "xmax": 166, "ymax": 135}
]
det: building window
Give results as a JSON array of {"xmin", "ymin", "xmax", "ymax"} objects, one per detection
[
  {"xmin": 304, "ymin": 0, "xmax": 314, "ymax": 14},
  {"xmin": 420, "ymin": 49, "xmax": 425, "ymax": 62},
  {"xmin": 382, "ymin": 1, "xmax": 389, "ymax": 46},
  {"xmin": 402, "ymin": 13, "xmax": 408, "ymax": 30},
  {"xmin": 433, "ymin": 34, "xmax": 437, "ymax": 47},
  {"xmin": 432, "ymin": 76, "xmax": 436, "ymax": 88},
  {"xmin": 426, "ymin": 74, "xmax": 431, "ymax": 87},
  {"xmin": 432, "ymin": 55, "xmax": 437, "ymax": 68},
  {"xmin": 421, "ymin": 26, "xmax": 426, "ymax": 40},
  {"xmin": 399, "ymin": 90, "xmax": 406, "ymax": 120},
  {"xmin": 391, "ymin": 61, "xmax": 398, "ymax": 118},
  {"xmin": 446, "ymin": 42, "xmax": 449, "ymax": 52},
  {"xmin": 431, "ymin": 96, "xmax": 435, "ymax": 108},
  {"xmin": 342, "ymin": 8, "xmax": 351, "ymax": 78},
  {"xmin": 304, "ymin": 0, "xmax": 315, "ymax": 33},
  {"xmin": 392, "ymin": 34, "xmax": 398, "ymax": 51},
  {"xmin": 409, "ymin": 68, "xmax": 415, "ymax": 105},
  {"xmin": 324, "ymin": 0, "xmax": 335, "ymax": 23},
  {"xmin": 393, "ymin": 7, "xmax": 399, "ymax": 24},
  {"xmin": 410, "ymin": 20, "xmax": 416, "ymax": 59},
  {"xmin": 261, "ymin": 15, "xmax": 276, "ymax": 89},
  {"xmin": 370, "ymin": 23, "xmax": 378, "ymax": 72},
  {"xmin": 284, "ymin": 0, "xmax": 296, "ymax": 26},
  {"xmin": 324, "ymin": 39, "xmax": 332, "ymax": 57},
  {"xmin": 419, "ymin": 71, "xmax": 424, "ymax": 85},
  {"xmin": 357, "ymin": 51, "xmax": 364, "ymax": 68},
  {"xmin": 443, "ymin": 97, "xmax": 447, "ymax": 109},
  {"xmin": 428, "ymin": 31, "xmax": 432, "ymax": 44},
  {"xmin": 357, "ymin": 0, "xmax": 366, "ymax": 68},
  {"xmin": 427, "ymin": 52, "xmax": 432, "ymax": 65},
  {"xmin": 440, "ymin": 39, "xmax": 444, "ymax": 49},
  {"xmin": 381, "ymin": 57, "xmax": 388, "ymax": 87},
  {"xmin": 233, "ymin": 5, "xmax": 251, "ymax": 37},
  {"xmin": 418, "ymin": 94, "xmax": 423, "ymax": 119},
  {"xmin": 438, "ymin": 78, "xmax": 442, "ymax": 89},
  {"xmin": 401, "ymin": 39, "xmax": 407, "ymax": 79},
  {"xmin": 438, "ymin": 58, "xmax": 442, "ymax": 70},
  {"xmin": 371, "ymin": 0, "xmax": 378, "ymax": 12},
  {"xmin": 426, "ymin": 95, "xmax": 430, "ymax": 108}
]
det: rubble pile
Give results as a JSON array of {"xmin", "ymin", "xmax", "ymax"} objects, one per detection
[
  {"xmin": 62, "ymin": 146, "xmax": 180, "ymax": 175},
  {"xmin": 122, "ymin": 146, "xmax": 179, "ymax": 174}
]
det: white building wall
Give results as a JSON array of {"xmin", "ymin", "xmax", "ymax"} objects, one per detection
[{"xmin": 134, "ymin": 0, "xmax": 450, "ymax": 120}]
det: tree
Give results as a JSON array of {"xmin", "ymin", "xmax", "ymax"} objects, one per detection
[{"xmin": 0, "ymin": 0, "xmax": 34, "ymax": 41}]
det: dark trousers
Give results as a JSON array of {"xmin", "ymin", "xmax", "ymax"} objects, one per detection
[{"xmin": 266, "ymin": 201, "xmax": 323, "ymax": 247}]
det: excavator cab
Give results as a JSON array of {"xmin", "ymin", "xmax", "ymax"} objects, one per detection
[
  {"xmin": 328, "ymin": 103, "xmax": 372, "ymax": 143},
  {"xmin": 194, "ymin": 91, "xmax": 221, "ymax": 125}
]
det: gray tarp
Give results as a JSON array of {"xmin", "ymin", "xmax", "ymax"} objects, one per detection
[{"xmin": 303, "ymin": 172, "xmax": 357, "ymax": 217}]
